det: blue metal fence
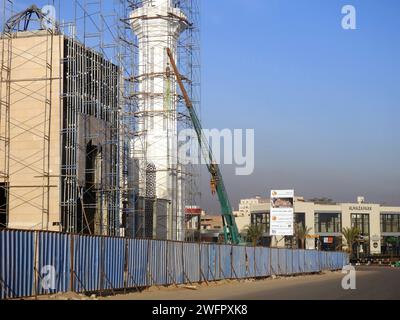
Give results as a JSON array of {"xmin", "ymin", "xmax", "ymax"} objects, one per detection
[
  {"xmin": 0, "ymin": 229, "xmax": 349, "ymax": 299},
  {"xmin": 168, "ymin": 241, "xmax": 184, "ymax": 285},
  {"xmin": 102, "ymin": 237, "xmax": 125, "ymax": 290},
  {"xmin": 37, "ymin": 232, "xmax": 70, "ymax": 295},
  {"xmin": 219, "ymin": 245, "xmax": 232, "ymax": 279},
  {"xmin": 126, "ymin": 239, "xmax": 148, "ymax": 288},
  {"xmin": 148, "ymin": 240, "xmax": 167, "ymax": 286},
  {"xmin": 0, "ymin": 230, "xmax": 34, "ymax": 299},
  {"xmin": 209, "ymin": 244, "xmax": 220, "ymax": 281},
  {"xmin": 232, "ymin": 245, "xmax": 246, "ymax": 279},
  {"xmin": 270, "ymin": 248, "xmax": 279, "ymax": 275},
  {"xmin": 255, "ymin": 247, "xmax": 268, "ymax": 278},
  {"xmin": 183, "ymin": 242, "xmax": 200, "ymax": 283},
  {"xmin": 73, "ymin": 235, "xmax": 101, "ymax": 292}
]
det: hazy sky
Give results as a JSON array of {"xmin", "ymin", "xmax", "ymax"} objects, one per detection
[{"xmin": 199, "ymin": 0, "xmax": 400, "ymax": 212}]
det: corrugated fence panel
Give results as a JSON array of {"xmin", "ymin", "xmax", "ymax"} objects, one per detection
[
  {"xmin": 73, "ymin": 235, "xmax": 101, "ymax": 292},
  {"xmin": 340, "ymin": 253, "xmax": 344, "ymax": 268},
  {"xmin": 0, "ymin": 229, "xmax": 352, "ymax": 298},
  {"xmin": 183, "ymin": 243, "xmax": 200, "ymax": 283},
  {"xmin": 219, "ymin": 245, "xmax": 232, "ymax": 279},
  {"xmin": 200, "ymin": 243, "xmax": 214, "ymax": 281},
  {"xmin": 148, "ymin": 240, "xmax": 167, "ymax": 286},
  {"xmin": 37, "ymin": 232, "xmax": 71, "ymax": 295},
  {"xmin": 231, "ymin": 246, "xmax": 246, "ymax": 279},
  {"xmin": 167, "ymin": 242, "xmax": 184, "ymax": 285},
  {"xmin": 292, "ymin": 249, "xmax": 300, "ymax": 274},
  {"xmin": 311, "ymin": 250, "xmax": 318, "ymax": 273},
  {"xmin": 324, "ymin": 252, "xmax": 329, "ymax": 270},
  {"xmin": 126, "ymin": 239, "xmax": 148, "ymax": 288},
  {"xmin": 0, "ymin": 230, "xmax": 34, "ymax": 299},
  {"xmin": 319, "ymin": 251, "xmax": 325, "ymax": 270},
  {"xmin": 255, "ymin": 247, "xmax": 268, "ymax": 277},
  {"xmin": 265, "ymin": 248, "xmax": 272, "ymax": 277},
  {"xmin": 270, "ymin": 248, "xmax": 279, "ymax": 275},
  {"xmin": 209, "ymin": 244, "xmax": 220, "ymax": 281},
  {"xmin": 304, "ymin": 250, "xmax": 312, "ymax": 273},
  {"xmin": 337, "ymin": 253, "xmax": 342, "ymax": 270},
  {"xmin": 278, "ymin": 249, "xmax": 287, "ymax": 275},
  {"xmin": 286, "ymin": 250, "xmax": 293, "ymax": 275},
  {"xmin": 328, "ymin": 254, "xmax": 335, "ymax": 270},
  {"xmin": 245, "ymin": 247, "xmax": 255, "ymax": 278},
  {"xmin": 344, "ymin": 253, "xmax": 349, "ymax": 267},
  {"xmin": 328, "ymin": 252, "xmax": 333, "ymax": 270},
  {"xmin": 102, "ymin": 237, "xmax": 125, "ymax": 290},
  {"xmin": 298, "ymin": 250, "xmax": 305, "ymax": 273},
  {"xmin": 333, "ymin": 252, "xmax": 338, "ymax": 269}
]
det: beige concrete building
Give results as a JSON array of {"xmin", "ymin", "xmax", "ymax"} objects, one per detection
[
  {"xmin": 250, "ymin": 196, "xmax": 400, "ymax": 256},
  {"xmin": 234, "ymin": 196, "xmax": 267, "ymax": 233},
  {"xmin": 0, "ymin": 30, "xmax": 120, "ymax": 235}
]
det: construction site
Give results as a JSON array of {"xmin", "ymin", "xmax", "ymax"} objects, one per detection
[
  {"xmin": 0, "ymin": 0, "xmax": 201, "ymax": 241},
  {"xmin": 0, "ymin": 0, "xmax": 353, "ymax": 301}
]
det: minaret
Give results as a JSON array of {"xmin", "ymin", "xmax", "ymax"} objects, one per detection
[{"xmin": 131, "ymin": 0, "xmax": 188, "ymax": 240}]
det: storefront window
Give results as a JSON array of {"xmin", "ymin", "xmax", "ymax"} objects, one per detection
[
  {"xmin": 351, "ymin": 214, "xmax": 370, "ymax": 256},
  {"xmin": 314, "ymin": 212, "xmax": 341, "ymax": 233},
  {"xmin": 381, "ymin": 236, "xmax": 400, "ymax": 257},
  {"xmin": 351, "ymin": 214, "xmax": 370, "ymax": 236},
  {"xmin": 381, "ymin": 214, "xmax": 400, "ymax": 233},
  {"xmin": 295, "ymin": 213, "xmax": 306, "ymax": 228},
  {"xmin": 251, "ymin": 212, "xmax": 270, "ymax": 234}
]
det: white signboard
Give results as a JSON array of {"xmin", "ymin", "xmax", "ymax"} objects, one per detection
[{"xmin": 270, "ymin": 190, "xmax": 294, "ymax": 236}]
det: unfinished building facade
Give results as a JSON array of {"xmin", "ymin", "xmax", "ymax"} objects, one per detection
[{"xmin": 0, "ymin": 27, "xmax": 120, "ymax": 235}]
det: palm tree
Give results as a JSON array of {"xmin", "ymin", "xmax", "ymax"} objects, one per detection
[
  {"xmin": 294, "ymin": 223, "xmax": 312, "ymax": 249},
  {"xmin": 245, "ymin": 224, "xmax": 263, "ymax": 247},
  {"xmin": 342, "ymin": 227, "xmax": 360, "ymax": 257}
]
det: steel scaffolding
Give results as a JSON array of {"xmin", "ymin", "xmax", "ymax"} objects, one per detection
[
  {"xmin": 0, "ymin": 0, "xmax": 56, "ymax": 231},
  {"xmin": 0, "ymin": 0, "xmax": 12, "ymax": 229},
  {"xmin": 0, "ymin": 0, "xmax": 200, "ymax": 239},
  {"xmin": 129, "ymin": 0, "xmax": 201, "ymax": 241}
]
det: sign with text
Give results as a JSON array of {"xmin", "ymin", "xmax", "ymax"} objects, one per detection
[{"xmin": 270, "ymin": 190, "xmax": 294, "ymax": 236}]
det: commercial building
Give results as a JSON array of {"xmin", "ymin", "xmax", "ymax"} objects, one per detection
[
  {"xmin": 250, "ymin": 196, "xmax": 400, "ymax": 256},
  {"xmin": 234, "ymin": 196, "xmax": 267, "ymax": 233}
]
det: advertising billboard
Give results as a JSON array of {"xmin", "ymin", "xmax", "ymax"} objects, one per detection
[{"xmin": 270, "ymin": 190, "xmax": 294, "ymax": 236}]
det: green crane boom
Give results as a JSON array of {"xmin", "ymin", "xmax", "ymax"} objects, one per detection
[{"xmin": 166, "ymin": 48, "xmax": 241, "ymax": 245}]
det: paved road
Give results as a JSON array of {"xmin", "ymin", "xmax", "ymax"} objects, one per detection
[{"xmin": 107, "ymin": 267, "xmax": 400, "ymax": 300}]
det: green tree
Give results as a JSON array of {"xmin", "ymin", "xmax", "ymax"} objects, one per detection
[
  {"xmin": 294, "ymin": 223, "xmax": 312, "ymax": 249},
  {"xmin": 245, "ymin": 224, "xmax": 263, "ymax": 247},
  {"xmin": 342, "ymin": 227, "xmax": 360, "ymax": 256}
]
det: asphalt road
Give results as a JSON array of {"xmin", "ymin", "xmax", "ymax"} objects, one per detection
[{"xmin": 107, "ymin": 266, "xmax": 400, "ymax": 300}]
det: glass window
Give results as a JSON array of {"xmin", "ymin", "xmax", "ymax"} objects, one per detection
[
  {"xmin": 251, "ymin": 212, "xmax": 270, "ymax": 234},
  {"xmin": 295, "ymin": 213, "xmax": 306, "ymax": 228},
  {"xmin": 381, "ymin": 214, "xmax": 400, "ymax": 233},
  {"xmin": 351, "ymin": 214, "xmax": 370, "ymax": 236},
  {"xmin": 315, "ymin": 213, "xmax": 341, "ymax": 233}
]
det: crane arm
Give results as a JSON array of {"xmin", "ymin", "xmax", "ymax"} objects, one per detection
[{"xmin": 166, "ymin": 48, "xmax": 241, "ymax": 245}]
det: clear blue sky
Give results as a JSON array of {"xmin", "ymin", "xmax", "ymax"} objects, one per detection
[
  {"xmin": 8, "ymin": 0, "xmax": 400, "ymax": 211},
  {"xmin": 200, "ymin": 0, "xmax": 400, "ymax": 211}
]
